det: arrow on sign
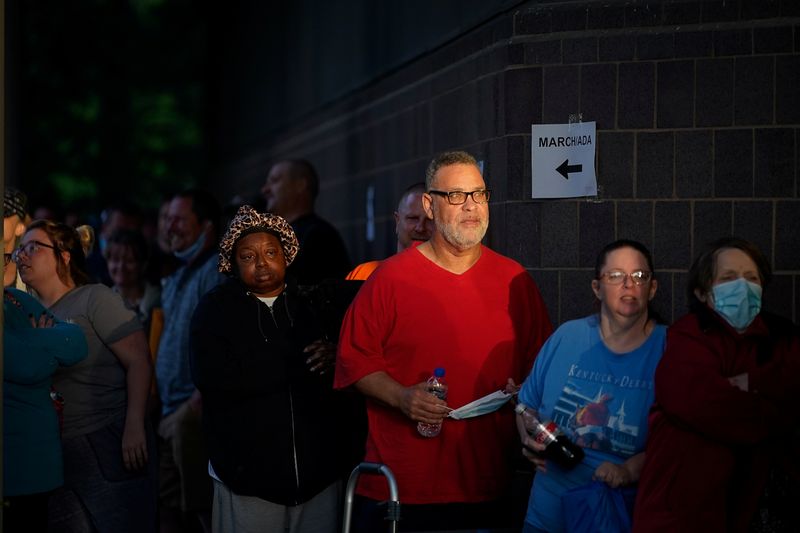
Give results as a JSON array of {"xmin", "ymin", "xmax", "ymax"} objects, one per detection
[{"xmin": 556, "ymin": 160, "xmax": 582, "ymax": 180}]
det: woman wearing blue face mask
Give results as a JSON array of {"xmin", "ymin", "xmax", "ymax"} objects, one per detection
[{"xmin": 634, "ymin": 237, "xmax": 800, "ymax": 533}]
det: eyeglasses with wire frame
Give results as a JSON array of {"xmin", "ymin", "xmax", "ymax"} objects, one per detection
[
  {"xmin": 598, "ymin": 270, "xmax": 652, "ymax": 286},
  {"xmin": 428, "ymin": 189, "xmax": 491, "ymax": 205},
  {"xmin": 11, "ymin": 240, "xmax": 59, "ymax": 263}
]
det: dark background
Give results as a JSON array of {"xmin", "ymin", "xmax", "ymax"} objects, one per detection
[{"xmin": 5, "ymin": 0, "xmax": 800, "ymax": 325}]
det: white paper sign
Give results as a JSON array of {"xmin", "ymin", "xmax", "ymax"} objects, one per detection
[{"xmin": 531, "ymin": 121, "xmax": 597, "ymax": 198}]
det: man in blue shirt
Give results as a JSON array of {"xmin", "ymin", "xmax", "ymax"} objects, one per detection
[{"xmin": 156, "ymin": 189, "xmax": 224, "ymax": 533}]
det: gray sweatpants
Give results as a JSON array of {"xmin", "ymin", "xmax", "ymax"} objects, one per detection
[{"xmin": 212, "ymin": 478, "xmax": 341, "ymax": 533}]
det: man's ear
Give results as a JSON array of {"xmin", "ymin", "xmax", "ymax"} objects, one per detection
[
  {"xmin": 14, "ymin": 220, "xmax": 25, "ymax": 238},
  {"xmin": 422, "ymin": 194, "xmax": 434, "ymax": 220}
]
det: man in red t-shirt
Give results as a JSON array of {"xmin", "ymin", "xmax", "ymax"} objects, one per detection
[{"xmin": 335, "ymin": 151, "xmax": 553, "ymax": 531}]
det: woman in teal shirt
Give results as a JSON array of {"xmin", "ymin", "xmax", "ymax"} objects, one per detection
[{"xmin": 3, "ymin": 287, "xmax": 88, "ymax": 532}]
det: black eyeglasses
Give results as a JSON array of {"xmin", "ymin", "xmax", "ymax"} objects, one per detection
[
  {"xmin": 598, "ymin": 270, "xmax": 652, "ymax": 286},
  {"xmin": 428, "ymin": 189, "xmax": 491, "ymax": 205},
  {"xmin": 11, "ymin": 240, "xmax": 59, "ymax": 263}
]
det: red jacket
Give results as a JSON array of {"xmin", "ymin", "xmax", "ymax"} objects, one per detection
[{"xmin": 633, "ymin": 307, "xmax": 800, "ymax": 533}]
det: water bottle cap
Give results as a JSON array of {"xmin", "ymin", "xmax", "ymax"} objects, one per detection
[
  {"xmin": 434, "ymin": 367, "xmax": 445, "ymax": 377},
  {"xmin": 514, "ymin": 403, "xmax": 527, "ymax": 414}
]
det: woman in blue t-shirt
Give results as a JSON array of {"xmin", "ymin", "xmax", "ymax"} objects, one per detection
[{"xmin": 517, "ymin": 239, "xmax": 667, "ymax": 533}]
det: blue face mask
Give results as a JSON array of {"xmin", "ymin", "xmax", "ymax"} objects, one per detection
[
  {"xmin": 711, "ymin": 278, "xmax": 762, "ymax": 331},
  {"xmin": 173, "ymin": 231, "xmax": 207, "ymax": 262}
]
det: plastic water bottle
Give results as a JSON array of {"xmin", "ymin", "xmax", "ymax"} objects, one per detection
[{"xmin": 417, "ymin": 368, "xmax": 447, "ymax": 437}]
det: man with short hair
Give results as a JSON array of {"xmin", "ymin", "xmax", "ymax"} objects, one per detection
[
  {"xmin": 261, "ymin": 159, "xmax": 351, "ymax": 284},
  {"xmin": 335, "ymin": 151, "xmax": 553, "ymax": 531},
  {"xmin": 86, "ymin": 201, "xmax": 143, "ymax": 285},
  {"xmin": 346, "ymin": 182, "xmax": 433, "ymax": 280},
  {"xmin": 156, "ymin": 189, "xmax": 224, "ymax": 533}
]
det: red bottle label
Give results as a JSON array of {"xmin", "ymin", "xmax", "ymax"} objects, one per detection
[{"xmin": 533, "ymin": 421, "xmax": 558, "ymax": 445}]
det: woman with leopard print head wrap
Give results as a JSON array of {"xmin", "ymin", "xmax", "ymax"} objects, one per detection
[{"xmin": 189, "ymin": 205, "xmax": 361, "ymax": 533}]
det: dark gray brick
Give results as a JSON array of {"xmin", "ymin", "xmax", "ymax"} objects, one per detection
[
  {"xmin": 654, "ymin": 201, "xmax": 691, "ymax": 269},
  {"xmin": 776, "ymin": 56, "xmax": 800, "ymax": 125},
  {"xmin": 588, "ymin": 4, "xmax": 626, "ymax": 30},
  {"xmin": 487, "ymin": 202, "xmax": 506, "ymax": 254},
  {"xmin": 735, "ymin": 56, "xmax": 774, "ymax": 125},
  {"xmin": 560, "ymin": 269, "xmax": 598, "ymax": 323},
  {"xmin": 675, "ymin": 31, "xmax": 713, "ymax": 58},
  {"xmin": 714, "ymin": 29, "xmax": 753, "ymax": 57},
  {"xmin": 755, "ymin": 129, "xmax": 795, "ymax": 197},
  {"xmin": 524, "ymin": 40, "xmax": 562, "ymax": 65},
  {"xmin": 432, "ymin": 93, "xmax": 461, "ymax": 153},
  {"xmin": 579, "ymin": 202, "xmax": 615, "ymax": 267},
  {"xmin": 598, "ymin": 132, "xmax": 635, "ymax": 198},
  {"xmin": 529, "ymin": 269, "xmax": 559, "ymax": 326},
  {"xmin": 504, "ymin": 68, "xmax": 543, "ymax": 134},
  {"xmin": 580, "ymin": 63, "xmax": 616, "ymax": 130},
  {"xmin": 657, "ymin": 60, "xmax": 694, "ymax": 128},
  {"xmin": 696, "ymin": 58, "xmax": 734, "ymax": 127},
  {"xmin": 478, "ymin": 75, "xmax": 501, "ymax": 141},
  {"xmin": 508, "ymin": 44, "xmax": 525, "ymax": 67},
  {"xmin": 551, "ymin": 5, "xmax": 588, "ymax": 32},
  {"xmin": 754, "ymin": 26, "xmax": 793, "ymax": 53},
  {"xmin": 507, "ymin": 202, "xmax": 543, "ymax": 268},
  {"xmin": 617, "ymin": 201, "xmax": 654, "ymax": 249},
  {"xmin": 625, "ymin": 2, "xmax": 664, "ymax": 27},
  {"xmin": 506, "ymin": 136, "xmax": 530, "ymax": 200},
  {"xmin": 714, "ymin": 129, "xmax": 754, "ymax": 197},
  {"xmin": 486, "ymin": 137, "xmax": 508, "ymax": 199},
  {"xmin": 673, "ymin": 271, "xmax": 691, "ymax": 318},
  {"xmin": 637, "ymin": 132, "xmax": 675, "ymax": 198},
  {"xmin": 599, "ymin": 35, "xmax": 636, "ymax": 62},
  {"xmin": 664, "ymin": 2, "xmax": 702, "ymax": 24},
  {"xmin": 783, "ymin": 0, "xmax": 800, "ymax": 16},
  {"xmin": 676, "ymin": 131, "xmax": 714, "ymax": 198},
  {"xmin": 637, "ymin": 33, "xmax": 675, "ymax": 60},
  {"xmin": 742, "ymin": 0, "xmax": 781, "ymax": 19},
  {"xmin": 650, "ymin": 271, "xmax": 674, "ymax": 324},
  {"xmin": 541, "ymin": 201, "xmax": 579, "ymax": 267},
  {"xmin": 775, "ymin": 200, "xmax": 800, "ymax": 269},
  {"xmin": 618, "ymin": 62, "xmax": 655, "ymax": 129},
  {"xmin": 796, "ymin": 24, "xmax": 800, "ymax": 52},
  {"xmin": 762, "ymin": 274, "xmax": 793, "ymax": 321},
  {"xmin": 563, "ymin": 37, "xmax": 597, "ymax": 64},
  {"xmin": 543, "ymin": 66, "xmax": 580, "ymax": 124},
  {"xmin": 702, "ymin": 1, "xmax": 740, "ymax": 23},
  {"xmin": 733, "ymin": 201, "xmax": 773, "ymax": 260},
  {"xmin": 516, "ymin": 9, "xmax": 551, "ymax": 35},
  {"xmin": 693, "ymin": 201, "xmax": 733, "ymax": 259}
]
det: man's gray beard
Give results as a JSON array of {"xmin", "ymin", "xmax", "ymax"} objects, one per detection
[{"xmin": 434, "ymin": 216, "xmax": 488, "ymax": 251}]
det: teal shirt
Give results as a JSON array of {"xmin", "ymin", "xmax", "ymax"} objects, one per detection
[{"xmin": 3, "ymin": 288, "xmax": 88, "ymax": 496}]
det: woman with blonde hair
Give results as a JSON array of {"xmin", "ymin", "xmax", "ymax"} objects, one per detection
[{"xmin": 14, "ymin": 219, "xmax": 156, "ymax": 532}]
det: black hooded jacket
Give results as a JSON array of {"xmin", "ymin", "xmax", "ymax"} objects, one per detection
[{"xmin": 189, "ymin": 277, "xmax": 363, "ymax": 505}]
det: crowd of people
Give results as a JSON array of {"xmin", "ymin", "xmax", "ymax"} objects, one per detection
[{"xmin": 3, "ymin": 151, "xmax": 799, "ymax": 533}]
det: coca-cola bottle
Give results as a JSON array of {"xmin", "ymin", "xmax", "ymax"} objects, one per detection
[
  {"xmin": 515, "ymin": 402, "xmax": 584, "ymax": 470},
  {"xmin": 417, "ymin": 368, "xmax": 448, "ymax": 437}
]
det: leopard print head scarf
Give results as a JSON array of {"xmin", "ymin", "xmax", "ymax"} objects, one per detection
[{"xmin": 218, "ymin": 205, "xmax": 299, "ymax": 275}]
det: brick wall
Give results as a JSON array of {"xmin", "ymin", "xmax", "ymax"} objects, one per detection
[{"xmin": 222, "ymin": 0, "xmax": 800, "ymax": 325}]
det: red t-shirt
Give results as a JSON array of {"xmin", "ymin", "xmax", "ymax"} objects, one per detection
[{"xmin": 335, "ymin": 246, "xmax": 552, "ymax": 503}]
